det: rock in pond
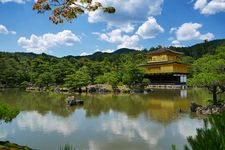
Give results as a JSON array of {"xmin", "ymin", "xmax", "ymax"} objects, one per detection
[
  {"xmin": 66, "ymin": 96, "xmax": 84, "ymax": 106},
  {"xmin": 191, "ymin": 102, "xmax": 225, "ymax": 115},
  {"xmin": 190, "ymin": 102, "xmax": 202, "ymax": 112}
]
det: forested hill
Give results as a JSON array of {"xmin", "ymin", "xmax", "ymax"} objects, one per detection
[
  {"xmin": 170, "ymin": 39, "xmax": 225, "ymax": 59},
  {"xmin": 0, "ymin": 39, "xmax": 224, "ymax": 88},
  {"xmin": 64, "ymin": 48, "xmax": 136, "ymax": 61},
  {"xmin": 1, "ymin": 39, "xmax": 224, "ymax": 60},
  {"xmin": 72, "ymin": 39, "xmax": 225, "ymax": 60}
]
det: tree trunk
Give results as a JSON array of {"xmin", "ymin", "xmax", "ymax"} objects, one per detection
[
  {"xmin": 78, "ymin": 87, "xmax": 82, "ymax": 93},
  {"xmin": 212, "ymin": 86, "xmax": 218, "ymax": 105}
]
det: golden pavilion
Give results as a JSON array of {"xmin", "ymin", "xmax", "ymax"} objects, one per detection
[{"xmin": 139, "ymin": 48, "xmax": 188, "ymax": 85}]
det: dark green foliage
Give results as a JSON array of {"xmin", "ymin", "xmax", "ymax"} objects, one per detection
[
  {"xmin": 64, "ymin": 67, "xmax": 91, "ymax": 91},
  {"xmin": 184, "ymin": 111, "xmax": 225, "ymax": 150},
  {"xmin": 172, "ymin": 111, "xmax": 225, "ymax": 150},
  {"xmin": 180, "ymin": 56, "xmax": 194, "ymax": 65},
  {"xmin": 1, "ymin": 39, "xmax": 224, "ymax": 89},
  {"xmin": 95, "ymin": 71, "xmax": 120, "ymax": 89},
  {"xmin": 0, "ymin": 49, "xmax": 147, "ymax": 89},
  {"xmin": 170, "ymin": 39, "xmax": 225, "ymax": 59},
  {"xmin": 189, "ymin": 47, "xmax": 225, "ymax": 104},
  {"xmin": 0, "ymin": 102, "xmax": 19, "ymax": 123}
]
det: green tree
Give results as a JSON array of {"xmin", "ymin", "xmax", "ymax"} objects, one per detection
[
  {"xmin": 141, "ymin": 78, "xmax": 151, "ymax": 88},
  {"xmin": 122, "ymin": 63, "xmax": 145, "ymax": 88},
  {"xmin": 52, "ymin": 59, "xmax": 76, "ymax": 85},
  {"xmin": 180, "ymin": 56, "xmax": 194, "ymax": 64},
  {"xmin": 0, "ymin": 102, "xmax": 19, "ymax": 123},
  {"xmin": 36, "ymin": 72, "xmax": 56, "ymax": 87},
  {"xmin": 64, "ymin": 67, "xmax": 91, "ymax": 92},
  {"xmin": 185, "ymin": 111, "xmax": 225, "ymax": 150},
  {"xmin": 86, "ymin": 62, "xmax": 104, "ymax": 84},
  {"xmin": 189, "ymin": 47, "xmax": 225, "ymax": 104},
  {"xmin": 33, "ymin": 0, "xmax": 115, "ymax": 24},
  {"xmin": 95, "ymin": 71, "xmax": 119, "ymax": 90}
]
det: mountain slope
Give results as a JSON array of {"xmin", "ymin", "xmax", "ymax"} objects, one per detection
[
  {"xmin": 170, "ymin": 39, "xmax": 225, "ymax": 59},
  {"xmin": 1, "ymin": 39, "xmax": 225, "ymax": 60}
]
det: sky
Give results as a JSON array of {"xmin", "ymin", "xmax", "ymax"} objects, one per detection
[{"xmin": 0, "ymin": 0, "xmax": 225, "ymax": 57}]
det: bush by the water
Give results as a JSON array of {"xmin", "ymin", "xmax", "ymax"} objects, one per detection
[{"xmin": 0, "ymin": 102, "xmax": 19, "ymax": 123}]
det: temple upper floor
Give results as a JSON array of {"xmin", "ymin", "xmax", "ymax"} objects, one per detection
[{"xmin": 146, "ymin": 48, "xmax": 184, "ymax": 63}]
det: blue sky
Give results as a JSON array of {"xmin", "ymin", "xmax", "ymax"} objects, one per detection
[{"xmin": 0, "ymin": 0, "xmax": 225, "ymax": 57}]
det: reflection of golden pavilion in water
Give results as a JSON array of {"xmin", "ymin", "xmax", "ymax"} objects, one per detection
[
  {"xmin": 139, "ymin": 48, "xmax": 189, "ymax": 88},
  {"xmin": 144, "ymin": 90, "xmax": 189, "ymax": 124}
]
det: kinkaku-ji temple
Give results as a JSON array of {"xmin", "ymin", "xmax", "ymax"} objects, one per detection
[{"xmin": 139, "ymin": 48, "xmax": 188, "ymax": 89}]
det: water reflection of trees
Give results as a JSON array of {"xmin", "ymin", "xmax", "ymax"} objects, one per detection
[
  {"xmin": 80, "ymin": 91, "xmax": 191, "ymax": 124},
  {"xmin": 0, "ymin": 89, "xmax": 211, "ymax": 124},
  {"xmin": 0, "ymin": 89, "xmax": 75, "ymax": 117},
  {"xmin": 81, "ymin": 94, "xmax": 145, "ymax": 118}
]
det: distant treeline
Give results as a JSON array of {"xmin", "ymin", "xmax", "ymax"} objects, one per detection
[
  {"xmin": 0, "ymin": 39, "xmax": 224, "ymax": 89},
  {"xmin": 0, "ymin": 49, "xmax": 149, "ymax": 90}
]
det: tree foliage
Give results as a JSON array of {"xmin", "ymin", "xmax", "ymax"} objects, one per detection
[
  {"xmin": 64, "ymin": 67, "xmax": 91, "ymax": 91},
  {"xmin": 0, "ymin": 102, "xmax": 19, "ymax": 123},
  {"xmin": 189, "ymin": 47, "xmax": 225, "ymax": 104},
  {"xmin": 33, "ymin": 0, "xmax": 115, "ymax": 24},
  {"xmin": 170, "ymin": 39, "xmax": 225, "ymax": 59},
  {"xmin": 0, "ymin": 50, "xmax": 148, "ymax": 90},
  {"xmin": 95, "ymin": 71, "xmax": 120, "ymax": 90},
  {"xmin": 184, "ymin": 111, "xmax": 225, "ymax": 150}
]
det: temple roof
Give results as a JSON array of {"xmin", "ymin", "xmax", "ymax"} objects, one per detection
[
  {"xmin": 139, "ymin": 61, "xmax": 187, "ymax": 67},
  {"xmin": 146, "ymin": 48, "xmax": 184, "ymax": 55}
]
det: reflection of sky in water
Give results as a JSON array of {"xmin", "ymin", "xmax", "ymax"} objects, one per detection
[
  {"xmin": 0, "ymin": 109, "xmax": 203, "ymax": 150},
  {"xmin": 17, "ymin": 111, "xmax": 81, "ymax": 136},
  {"xmin": 0, "ymin": 130, "xmax": 8, "ymax": 139},
  {"xmin": 101, "ymin": 110, "xmax": 165, "ymax": 146}
]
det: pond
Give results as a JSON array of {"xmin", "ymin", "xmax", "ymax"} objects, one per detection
[{"xmin": 0, "ymin": 89, "xmax": 213, "ymax": 150}]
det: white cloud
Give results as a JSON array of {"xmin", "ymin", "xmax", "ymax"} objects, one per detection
[
  {"xmin": 0, "ymin": 0, "xmax": 27, "ymax": 3},
  {"xmin": 95, "ymin": 49, "xmax": 115, "ymax": 53},
  {"xmin": 199, "ymin": 32, "xmax": 215, "ymax": 40},
  {"xmin": 176, "ymin": 23, "xmax": 202, "ymax": 41},
  {"xmin": 80, "ymin": 49, "xmax": 115, "ymax": 56},
  {"xmin": 0, "ymin": 24, "xmax": 16, "ymax": 35},
  {"xmin": 194, "ymin": 0, "xmax": 225, "ymax": 15},
  {"xmin": 136, "ymin": 17, "xmax": 164, "ymax": 39},
  {"xmin": 99, "ymin": 29, "xmax": 124, "ymax": 44},
  {"xmin": 97, "ymin": 29, "xmax": 140, "ymax": 49},
  {"xmin": 171, "ymin": 40, "xmax": 184, "ymax": 47},
  {"xmin": 118, "ymin": 35, "xmax": 140, "ymax": 49},
  {"xmin": 88, "ymin": 0, "xmax": 164, "ymax": 30},
  {"xmin": 18, "ymin": 30, "xmax": 80, "ymax": 54},
  {"xmin": 175, "ymin": 23, "xmax": 214, "ymax": 41},
  {"xmin": 169, "ymin": 27, "xmax": 177, "ymax": 34},
  {"xmin": 94, "ymin": 16, "xmax": 164, "ymax": 49},
  {"xmin": 80, "ymin": 52, "xmax": 92, "ymax": 56},
  {"xmin": 89, "ymin": 1, "xmax": 164, "ymax": 49},
  {"xmin": 119, "ymin": 24, "xmax": 135, "ymax": 33},
  {"xmin": 170, "ymin": 22, "xmax": 214, "ymax": 46}
]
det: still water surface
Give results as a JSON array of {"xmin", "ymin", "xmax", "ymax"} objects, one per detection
[{"xmin": 0, "ymin": 89, "xmax": 212, "ymax": 150}]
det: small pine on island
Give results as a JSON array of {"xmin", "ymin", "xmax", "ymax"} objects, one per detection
[{"xmin": 139, "ymin": 48, "xmax": 188, "ymax": 89}]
